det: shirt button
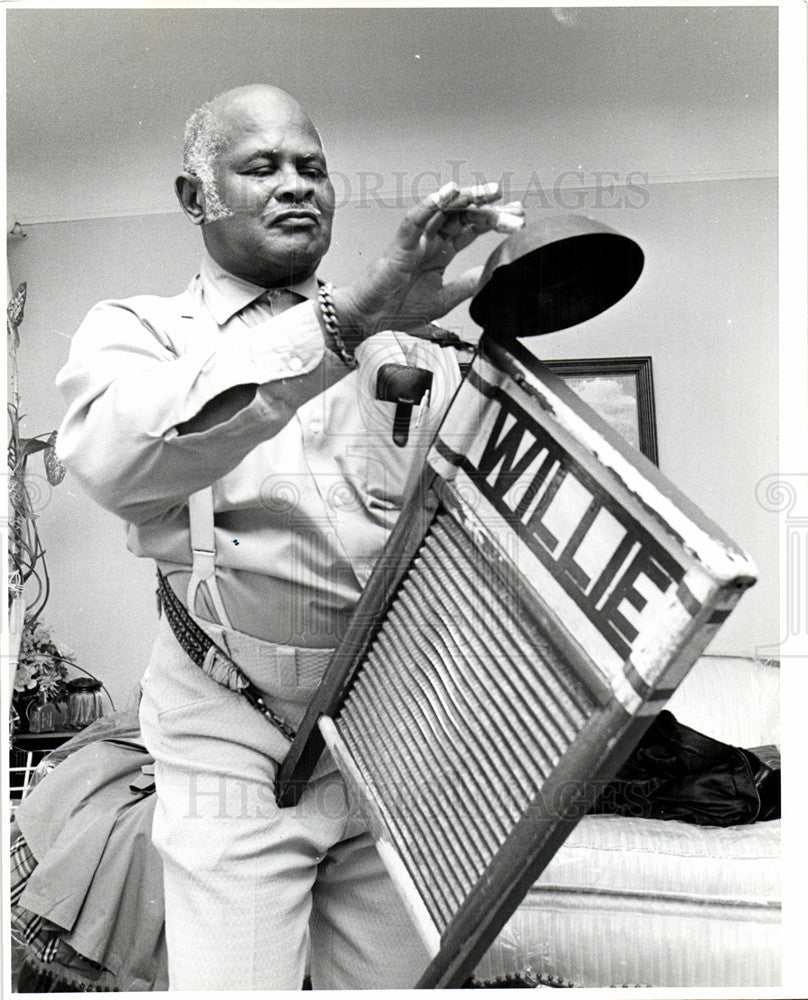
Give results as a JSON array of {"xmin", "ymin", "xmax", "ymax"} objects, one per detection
[
  {"xmin": 288, "ymin": 356, "xmax": 304, "ymax": 372},
  {"xmin": 309, "ymin": 419, "xmax": 322, "ymax": 434}
]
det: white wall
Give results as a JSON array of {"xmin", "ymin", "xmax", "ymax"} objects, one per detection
[{"xmin": 8, "ymin": 7, "xmax": 776, "ymax": 225}]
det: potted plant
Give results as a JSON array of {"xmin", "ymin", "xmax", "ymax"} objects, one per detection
[{"xmin": 8, "ymin": 281, "xmax": 67, "ymax": 733}]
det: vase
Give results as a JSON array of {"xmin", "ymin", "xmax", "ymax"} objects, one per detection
[
  {"xmin": 66, "ymin": 678, "xmax": 104, "ymax": 729},
  {"xmin": 27, "ymin": 696, "xmax": 59, "ymax": 734}
]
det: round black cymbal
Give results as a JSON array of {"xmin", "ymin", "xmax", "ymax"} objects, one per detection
[{"xmin": 469, "ymin": 214, "xmax": 644, "ymax": 338}]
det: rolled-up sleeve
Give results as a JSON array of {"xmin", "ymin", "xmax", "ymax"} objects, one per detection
[{"xmin": 56, "ymin": 298, "xmax": 339, "ymax": 524}]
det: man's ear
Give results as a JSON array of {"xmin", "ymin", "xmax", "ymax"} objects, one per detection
[{"xmin": 175, "ymin": 172, "xmax": 206, "ymax": 226}]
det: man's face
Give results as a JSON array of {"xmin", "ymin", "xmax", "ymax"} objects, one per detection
[{"xmin": 201, "ymin": 94, "xmax": 335, "ymax": 287}]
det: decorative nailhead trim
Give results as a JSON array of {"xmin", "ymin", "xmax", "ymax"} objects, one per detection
[{"xmin": 318, "ymin": 281, "xmax": 358, "ymax": 369}]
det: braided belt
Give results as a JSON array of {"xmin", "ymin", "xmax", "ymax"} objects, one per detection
[{"xmin": 156, "ymin": 570, "xmax": 297, "ymax": 741}]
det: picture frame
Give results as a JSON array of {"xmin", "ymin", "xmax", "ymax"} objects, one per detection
[{"xmin": 545, "ymin": 356, "xmax": 659, "ymax": 465}]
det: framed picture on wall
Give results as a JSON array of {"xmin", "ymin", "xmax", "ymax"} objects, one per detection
[{"xmin": 545, "ymin": 356, "xmax": 659, "ymax": 465}]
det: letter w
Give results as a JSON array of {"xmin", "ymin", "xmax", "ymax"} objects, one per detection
[{"xmin": 477, "ymin": 407, "xmax": 543, "ymax": 496}]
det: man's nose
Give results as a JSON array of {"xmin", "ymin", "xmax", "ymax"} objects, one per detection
[{"xmin": 274, "ymin": 166, "xmax": 315, "ymax": 202}]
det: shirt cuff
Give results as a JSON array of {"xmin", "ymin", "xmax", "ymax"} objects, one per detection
[{"xmin": 248, "ymin": 300, "xmax": 325, "ymax": 378}]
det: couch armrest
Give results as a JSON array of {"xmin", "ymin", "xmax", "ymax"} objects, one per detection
[{"xmin": 664, "ymin": 655, "xmax": 780, "ymax": 748}]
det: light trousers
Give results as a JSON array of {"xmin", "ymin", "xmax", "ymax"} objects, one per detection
[{"xmin": 139, "ymin": 616, "xmax": 430, "ymax": 990}]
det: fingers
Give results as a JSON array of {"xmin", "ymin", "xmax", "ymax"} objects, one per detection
[
  {"xmin": 398, "ymin": 182, "xmax": 463, "ymax": 247},
  {"xmin": 399, "ymin": 181, "xmax": 503, "ymax": 248},
  {"xmin": 437, "ymin": 201, "xmax": 524, "ymax": 255},
  {"xmin": 428, "ymin": 181, "xmax": 467, "ymax": 210},
  {"xmin": 436, "ymin": 200, "xmax": 526, "ymax": 247},
  {"xmin": 461, "ymin": 201, "xmax": 526, "ymax": 234},
  {"xmin": 437, "ymin": 265, "xmax": 487, "ymax": 315},
  {"xmin": 451, "ymin": 222, "xmax": 485, "ymax": 254},
  {"xmin": 440, "ymin": 181, "xmax": 501, "ymax": 212}
]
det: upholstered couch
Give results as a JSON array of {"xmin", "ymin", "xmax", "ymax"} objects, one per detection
[{"xmin": 475, "ymin": 654, "xmax": 781, "ymax": 988}]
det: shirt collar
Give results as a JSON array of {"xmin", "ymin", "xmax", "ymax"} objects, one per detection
[{"xmin": 198, "ymin": 252, "xmax": 320, "ymax": 326}]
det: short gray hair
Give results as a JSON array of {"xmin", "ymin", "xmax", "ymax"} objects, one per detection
[{"xmin": 182, "ymin": 100, "xmax": 232, "ymax": 221}]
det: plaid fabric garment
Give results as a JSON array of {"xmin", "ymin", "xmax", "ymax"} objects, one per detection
[{"xmin": 10, "ymin": 832, "xmax": 61, "ymax": 963}]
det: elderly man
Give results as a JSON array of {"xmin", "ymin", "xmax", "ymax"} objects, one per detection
[{"xmin": 56, "ymin": 84, "xmax": 513, "ymax": 990}]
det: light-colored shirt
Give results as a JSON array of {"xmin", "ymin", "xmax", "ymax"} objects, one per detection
[{"xmin": 56, "ymin": 254, "xmax": 460, "ymax": 646}]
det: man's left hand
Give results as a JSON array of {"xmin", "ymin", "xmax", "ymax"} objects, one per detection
[{"xmin": 330, "ymin": 182, "xmax": 524, "ymax": 340}]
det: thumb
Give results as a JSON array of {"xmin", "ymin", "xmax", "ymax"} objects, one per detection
[{"xmin": 438, "ymin": 265, "xmax": 486, "ymax": 315}]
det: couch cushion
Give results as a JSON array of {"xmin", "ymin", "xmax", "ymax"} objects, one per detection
[
  {"xmin": 478, "ymin": 813, "xmax": 780, "ymax": 987},
  {"xmin": 536, "ymin": 813, "xmax": 779, "ymax": 903},
  {"xmin": 666, "ymin": 655, "xmax": 780, "ymax": 748}
]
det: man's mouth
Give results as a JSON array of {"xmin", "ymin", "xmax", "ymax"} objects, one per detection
[{"xmin": 267, "ymin": 209, "xmax": 320, "ymax": 227}]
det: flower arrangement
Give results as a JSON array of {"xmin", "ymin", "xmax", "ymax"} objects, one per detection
[
  {"xmin": 13, "ymin": 622, "xmax": 70, "ymax": 702},
  {"xmin": 10, "ymin": 621, "xmax": 73, "ymax": 734}
]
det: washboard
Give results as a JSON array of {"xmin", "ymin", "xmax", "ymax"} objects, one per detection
[{"xmin": 276, "ymin": 335, "xmax": 757, "ymax": 988}]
